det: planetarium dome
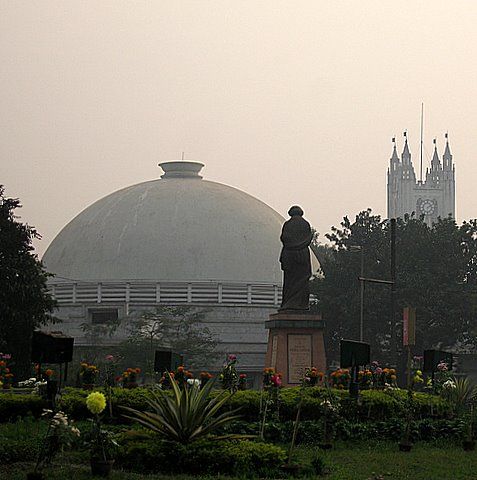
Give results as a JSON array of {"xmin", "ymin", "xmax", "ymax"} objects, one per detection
[
  {"xmin": 43, "ymin": 161, "xmax": 284, "ymax": 285},
  {"xmin": 43, "ymin": 161, "xmax": 319, "ymax": 379}
]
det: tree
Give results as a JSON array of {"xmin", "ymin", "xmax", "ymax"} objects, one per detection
[
  {"xmin": 0, "ymin": 186, "xmax": 55, "ymax": 379},
  {"xmin": 119, "ymin": 306, "xmax": 219, "ymax": 376},
  {"xmin": 312, "ymin": 210, "xmax": 477, "ymax": 364}
]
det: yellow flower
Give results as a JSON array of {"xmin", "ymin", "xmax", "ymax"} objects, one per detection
[{"xmin": 86, "ymin": 391, "xmax": 106, "ymax": 415}]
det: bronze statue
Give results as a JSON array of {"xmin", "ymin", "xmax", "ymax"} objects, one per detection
[{"xmin": 279, "ymin": 206, "xmax": 312, "ymax": 311}]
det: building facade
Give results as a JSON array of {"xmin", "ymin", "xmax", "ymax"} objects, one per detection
[{"xmin": 387, "ymin": 135, "xmax": 455, "ymax": 224}]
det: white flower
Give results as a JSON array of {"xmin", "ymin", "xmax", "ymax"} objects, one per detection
[
  {"xmin": 443, "ymin": 380, "xmax": 457, "ymax": 390},
  {"xmin": 187, "ymin": 378, "xmax": 200, "ymax": 386}
]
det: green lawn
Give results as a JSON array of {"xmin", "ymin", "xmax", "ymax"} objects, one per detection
[{"xmin": 1, "ymin": 441, "xmax": 475, "ymax": 480}]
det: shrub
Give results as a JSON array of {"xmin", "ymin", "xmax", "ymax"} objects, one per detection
[
  {"xmin": 122, "ymin": 374, "xmax": 241, "ymax": 443},
  {"xmin": 57, "ymin": 385, "xmax": 453, "ymax": 423},
  {"xmin": 0, "ymin": 394, "xmax": 46, "ymax": 422},
  {"xmin": 115, "ymin": 434, "xmax": 287, "ymax": 477}
]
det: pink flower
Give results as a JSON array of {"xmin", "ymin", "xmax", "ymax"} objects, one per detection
[
  {"xmin": 228, "ymin": 354, "xmax": 237, "ymax": 361},
  {"xmin": 437, "ymin": 362, "xmax": 448, "ymax": 372},
  {"xmin": 271, "ymin": 375, "xmax": 282, "ymax": 387},
  {"xmin": 375, "ymin": 367, "xmax": 383, "ymax": 375},
  {"xmin": 105, "ymin": 355, "xmax": 114, "ymax": 361}
]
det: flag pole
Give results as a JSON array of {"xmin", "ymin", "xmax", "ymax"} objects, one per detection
[{"xmin": 420, "ymin": 103, "xmax": 424, "ymax": 182}]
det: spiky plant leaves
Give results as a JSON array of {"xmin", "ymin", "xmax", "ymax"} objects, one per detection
[{"xmin": 122, "ymin": 373, "xmax": 244, "ymax": 444}]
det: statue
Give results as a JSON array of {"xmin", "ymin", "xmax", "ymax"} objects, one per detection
[{"xmin": 279, "ymin": 206, "xmax": 312, "ymax": 311}]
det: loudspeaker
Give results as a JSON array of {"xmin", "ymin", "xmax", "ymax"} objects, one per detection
[
  {"xmin": 340, "ymin": 339, "xmax": 370, "ymax": 368},
  {"xmin": 154, "ymin": 350, "xmax": 183, "ymax": 374},
  {"xmin": 31, "ymin": 331, "xmax": 74, "ymax": 364},
  {"xmin": 423, "ymin": 350, "xmax": 453, "ymax": 373}
]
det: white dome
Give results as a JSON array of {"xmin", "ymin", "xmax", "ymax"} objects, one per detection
[{"xmin": 43, "ymin": 162, "xmax": 287, "ymax": 284}]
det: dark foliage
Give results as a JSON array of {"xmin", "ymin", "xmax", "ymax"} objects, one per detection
[
  {"xmin": 0, "ymin": 186, "xmax": 55, "ymax": 379},
  {"xmin": 312, "ymin": 210, "xmax": 477, "ymax": 363}
]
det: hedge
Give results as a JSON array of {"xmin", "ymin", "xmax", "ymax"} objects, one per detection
[
  {"xmin": 0, "ymin": 393, "xmax": 46, "ymax": 422},
  {"xmin": 223, "ymin": 387, "xmax": 452, "ymax": 422},
  {"xmin": 114, "ymin": 431, "xmax": 287, "ymax": 477},
  {"xmin": 58, "ymin": 386, "xmax": 152, "ymax": 420},
  {"xmin": 2, "ymin": 386, "xmax": 449, "ymax": 424}
]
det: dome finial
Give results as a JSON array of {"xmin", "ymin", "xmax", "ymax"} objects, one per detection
[{"xmin": 159, "ymin": 161, "xmax": 204, "ymax": 179}]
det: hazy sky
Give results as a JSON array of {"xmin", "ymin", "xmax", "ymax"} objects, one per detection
[{"xmin": 1, "ymin": 1, "xmax": 476, "ymax": 256}]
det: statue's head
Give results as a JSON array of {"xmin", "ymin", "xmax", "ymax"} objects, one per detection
[{"xmin": 288, "ymin": 205, "xmax": 304, "ymax": 217}]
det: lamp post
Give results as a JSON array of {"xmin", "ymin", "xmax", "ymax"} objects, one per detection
[{"xmin": 350, "ymin": 245, "xmax": 365, "ymax": 342}]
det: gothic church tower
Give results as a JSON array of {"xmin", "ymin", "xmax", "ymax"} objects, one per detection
[{"xmin": 387, "ymin": 134, "xmax": 455, "ymax": 224}]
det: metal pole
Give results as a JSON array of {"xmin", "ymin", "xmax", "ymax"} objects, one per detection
[
  {"xmin": 390, "ymin": 218, "xmax": 397, "ymax": 367},
  {"xmin": 360, "ymin": 247, "xmax": 364, "ymax": 342}
]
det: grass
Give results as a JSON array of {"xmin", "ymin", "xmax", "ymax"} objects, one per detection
[
  {"xmin": 0, "ymin": 441, "xmax": 475, "ymax": 479},
  {"xmin": 0, "ymin": 419, "xmax": 475, "ymax": 479},
  {"xmin": 297, "ymin": 441, "xmax": 477, "ymax": 479}
]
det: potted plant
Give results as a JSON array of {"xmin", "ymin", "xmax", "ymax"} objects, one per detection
[
  {"xmin": 305, "ymin": 366, "xmax": 324, "ymax": 387},
  {"xmin": 200, "ymin": 371, "xmax": 213, "ymax": 388},
  {"xmin": 80, "ymin": 362, "xmax": 99, "ymax": 389},
  {"xmin": 220, "ymin": 354, "xmax": 239, "ymax": 392},
  {"xmin": 285, "ymin": 367, "xmax": 323, "ymax": 474},
  {"xmin": 119, "ymin": 367, "xmax": 141, "ymax": 388},
  {"xmin": 27, "ymin": 410, "xmax": 80, "ymax": 480},
  {"xmin": 86, "ymin": 391, "xmax": 117, "ymax": 477},
  {"xmin": 259, "ymin": 367, "xmax": 282, "ymax": 440},
  {"xmin": 0, "ymin": 353, "xmax": 14, "ymax": 389},
  {"xmin": 319, "ymin": 392, "xmax": 340, "ymax": 449},
  {"xmin": 399, "ymin": 387, "xmax": 415, "ymax": 452},
  {"xmin": 172, "ymin": 365, "xmax": 193, "ymax": 389},
  {"xmin": 238, "ymin": 373, "xmax": 247, "ymax": 390}
]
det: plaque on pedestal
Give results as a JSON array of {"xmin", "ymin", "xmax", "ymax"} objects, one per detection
[{"xmin": 264, "ymin": 312, "xmax": 326, "ymax": 386}]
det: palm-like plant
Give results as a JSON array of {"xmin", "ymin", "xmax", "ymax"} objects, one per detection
[
  {"xmin": 444, "ymin": 376, "xmax": 476, "ymax": 412},
  {"xmin": 122, "ymin": 373, "xmax": 242, "ymax": 444}
]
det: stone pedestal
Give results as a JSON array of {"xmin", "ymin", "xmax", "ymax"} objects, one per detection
[{"xmin": 264, "ymin": 312, "xmax": 326, "ymax": 386}]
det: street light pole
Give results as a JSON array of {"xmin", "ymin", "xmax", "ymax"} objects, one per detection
[
  {"xmin": 350, "ymin": 245, "xmax": 365, "ymax": 342},
  {"xmin": 359, "ymin": 247, "xmax": 364, "ymax": 342}
]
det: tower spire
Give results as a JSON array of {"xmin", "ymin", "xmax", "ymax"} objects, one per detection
[
  {"xmin": 431, "ymin": 138, "xmax": 441, "ymax": 170},
  {"xmin": 443, "ymin": 132, "xmax": 452, "ymax": 170},
  {"xmin": 391, "ymin": 136, "xmax": 399, "ymax": 162},
  {"xmin": 402, "ymin": 131, "xmax": 410, "ymax": 162}
]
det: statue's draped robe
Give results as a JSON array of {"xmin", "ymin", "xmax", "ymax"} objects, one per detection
[{"xmin": 279, "ymin": 216, "xmax": 312, "ymax": 311}]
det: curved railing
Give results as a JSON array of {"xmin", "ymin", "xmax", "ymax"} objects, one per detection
[{"xmin": 48, "ymin": 280, "xmax": 282, "ymax": 307}]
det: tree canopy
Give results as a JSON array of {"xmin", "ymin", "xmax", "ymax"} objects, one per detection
[
  {"xmin": 119, "ymin": 305, "xmax": 219, "ymax": 376},
  {"xmin": 0, "ymin": 186, "xmax": 55, "ymax": 378},
  {"xmin": 312, "ymin": 210, "xmax": 477, "ymax": 364}
]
